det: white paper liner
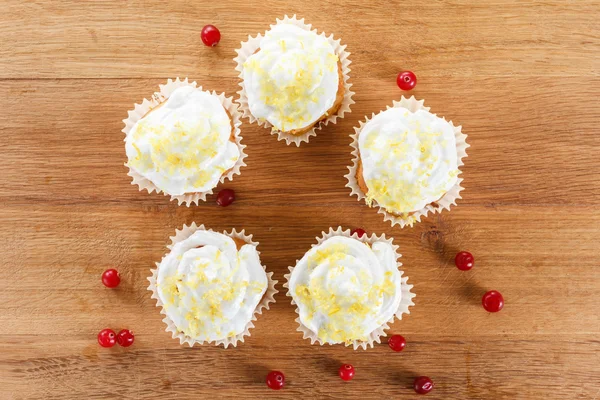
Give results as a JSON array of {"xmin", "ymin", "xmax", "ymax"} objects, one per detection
[
  {"xmin": 122, "ymin": 78, "xmax": 248, "ymax": 206},
  {"xmin": 234, "ymin": 15, "xmax": 355, "ymax": 146},
  {"xmin": 345, "ymin": 96, "xmax": 470, "ymax": 228},
  {"xmin": 283, "ymin": 227, "xmax": 415, "ymax": 350},
  {"xmin": 147, "ymin": 222, "xmax": 278, "ymax": 348}
]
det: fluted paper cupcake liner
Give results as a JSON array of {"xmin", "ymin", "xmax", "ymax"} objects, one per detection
[
  {"xmin": 234, "ymin": 14, "xmax": 355, "ymax": 146},
  {"xmin": 345, "ymin": 96, "xmax": 469, "ymax": 228},
  {"xmin": 283, "ymin": 227, "xmax": 415, "ymax": 350},
  {"xmin": 147, "ymin": 223, "xmax": 278, "ymax": 348},
  {"xmin": 123, "ymin": 78, "xmax": 247, "ymax": 206}
]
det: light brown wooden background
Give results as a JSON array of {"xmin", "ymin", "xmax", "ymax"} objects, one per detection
[{"xmin": 0, "ymin": 1, "xmax": 599, "ymax": 399}]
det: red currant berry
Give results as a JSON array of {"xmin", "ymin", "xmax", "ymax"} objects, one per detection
[
  {"xmin": 397, "ymin": 71, "xmax": 417, "ymax": 91},
  {"xmin": 351, "ymin": 228, "xmax": 366, "ymax": 238},
  {"xmin": 482, "ymin": 290, "xmax": 504, "ymax": 312},
  {"xmin": 455, "ymin": 251, "xmax": 474, "ymax": 271},
  {"xmin": 201, "ymin": 25, "xmax": 221, "ymax": 47},
  {"xmin": 339, "ymin": 364, "xmax": 355, "ymax": 381},
  {"xmin": 216, "ymin": 189, "xmax": 235, "ymax": 207},
  {"xmin": 388, "ymin": 334, "xmax": 406, "ymax": 352},
  {"xmin": 116, "ymin": 329, "xmax": 135, "ymax": 347},
  {"xmin": 98, "ymin": 329, "xmax": 117, "ymax": 348},
  {"xmin": 101, "ymin": 269, "xmax": 120, "ymax": 288},
  {"xmin": 266, "ymin": 371, "xmax": 284, "ymax": 390},
  {"xmin": 414, "ymin": 376, "xmax": 434, "ymax": 394}
]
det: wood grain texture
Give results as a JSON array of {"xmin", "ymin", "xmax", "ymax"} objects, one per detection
[{"xmin": 0, "ymin": 0, "xmax": 599, "ymax": 399}]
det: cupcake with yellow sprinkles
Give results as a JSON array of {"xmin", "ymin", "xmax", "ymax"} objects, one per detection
[
  {"xmin": 148, "ymin": 223, "xmax": 277, "ymax": 347},
  {"xmin": 234, "ymin": 15, "xmax": 354, "ymax": 146},
  {"xmin": 346, "ymin": 96, "xmax": 469, "ymax": 228},
  {"xmin": 284, "ymin": 227, "xmax": 415, "ymax": 350},
  {"xmin": 123, "ymin": 78, "xmax": 247, "ymax": 206}
]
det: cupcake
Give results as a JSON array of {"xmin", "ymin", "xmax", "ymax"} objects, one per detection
[
  {"xmin": 234, "ymin": 15, "xmax": 354, "ymax": 146},
  {"xmin": 123, "ymin": 78, "xmax": 247, "ymax": 206},
  {"xmin": 147, "ymin": 223, "xmax": 277, "ymax": 347},
  {"xmin": 346, "ymin": 96, "xmax": 469, "ymax": 228},
  {"xmin": 284, "ymin": 227, "xmax": 415, "ymax": 350}
]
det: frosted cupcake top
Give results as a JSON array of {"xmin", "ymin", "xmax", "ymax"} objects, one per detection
[
  {"xmin": 288, "ymin": 236, "xmax": 402, "ymax": 344},
  {"xmin": 242, "ymin": 23, "xmax": 340, "ymax": 132},
  {"xmin": 358, "ymin": 107, "xmax": 459, "ymax": 214},
  {"xmin": 156, "ymin": 230, "xmax": 268, "ymax": 342},
  {"xmin": 125, "ymin": 86, "xmax": 240, "ymax": 196}
]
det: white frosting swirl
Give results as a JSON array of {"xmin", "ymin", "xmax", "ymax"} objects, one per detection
[
  {"xmin": 359, "ymin": 107, "xmax": 459, "ymax": 214},
  {"xmin": 289, "ymin": 236, "xmax": 401, "ymax": 344},
  {"xmin": 125, "ymin": 86, "xmax": 240, "ymax": 196},
  {"xmin": 156, "ymin": 230, "xmax": 267, "ymax": 342},
  {"xmin": 242, "ymin": 24, "xmax": 339, "ymax": 132}
]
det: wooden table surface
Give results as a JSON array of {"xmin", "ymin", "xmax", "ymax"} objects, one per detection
[{"xmin": 1, "ymin": 1, "xmax": 599, "ymax": 399}]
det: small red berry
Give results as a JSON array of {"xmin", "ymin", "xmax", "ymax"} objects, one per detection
[
  {"xmin": 388, "ymin": 334, "xmax": 406, "ymax": 352},
  {"xmin": 397, "ymin": 71, "xmax": 417, "ymax": 91},
  {"xmin": 98, "ymin": 329, "xmax": 117, "ymax": 348},
  {"xmin": 339, "ymin": 364, "xmax": 355, "ymax": 381},
  {"xmin": 201, "ymin": 25, "xmax": 221, "ymax": 47},
  {"xmin": 351, "ymin": 228, "xmax": 366, "ymax": 238},
  {"xmin": 216, "ymin": 189, "xmax": 235, "ymax": 207},
  {"xmin": 455, "ymin": 251, "xmax": 474, "ymax": 271},
  {"xmin": 482, "ymin": 290, "xmax": 504, "ymax": 312},
  {"xmin": 414, "ymin": 376, "xmax": 434, "ymax": 394},
  {"xmin": 117, "ymin": 329, "xmax": 135, "ymax": 347},
  {"xmin": 101, "ymin": 269, "xmax": 120, "ymax": 288},
  {"xmin": 266, "ymin": 371, "xmax": 285, "ymax": 390}
]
